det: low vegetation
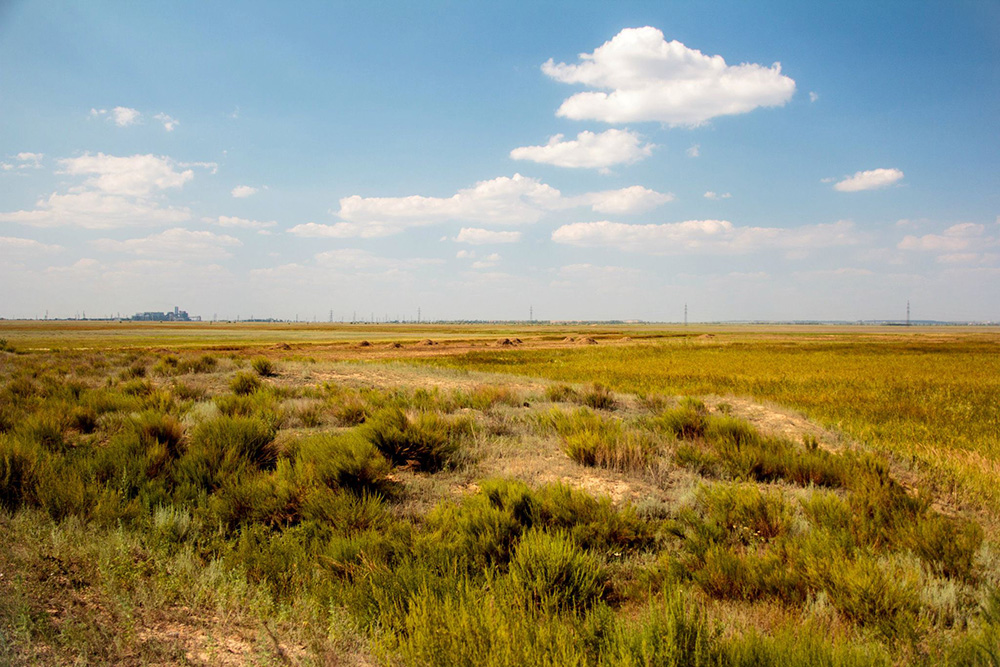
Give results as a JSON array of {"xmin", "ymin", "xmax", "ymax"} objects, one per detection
[{"xmin": 0, "ymin": 329, "xmax": 998, "ymax": 665}]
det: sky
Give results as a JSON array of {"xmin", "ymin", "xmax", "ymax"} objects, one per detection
[{"xmin": 1, "ymin": 1, "xmax": 998, "ymax": 322}]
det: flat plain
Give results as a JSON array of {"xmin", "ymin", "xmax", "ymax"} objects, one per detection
[{"xmin": 1, "ymin": 321, "xmax": 999, "ymax": 665}]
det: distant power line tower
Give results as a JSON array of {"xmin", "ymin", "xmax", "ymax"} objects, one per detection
[
  {"xmin": 684, "ymin": 303, "xmax": 688, "ymax": 326},
  {"xmin": 906, "ymin": 300, "xmax": 910, "ymax": 327},
  {"xmin": 417, "ymin": 307, "xmax": 421, "ymax": 323},
  {"xmin": 329, "ymin": 309, "xmax": 333, "ymax": 323},
  {"xmin": 530, "ymin": 305, "xmax": 533, "ymax": 322}
]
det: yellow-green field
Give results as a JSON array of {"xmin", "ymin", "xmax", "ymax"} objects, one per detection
[{"xmin": 1, "ymin": 322, "xmax": 999, "ymax": 665}]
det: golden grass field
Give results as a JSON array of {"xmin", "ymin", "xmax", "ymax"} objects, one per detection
[{"xmin": 1, "ymin": 321, "xmax": 999, "ymax": 665}]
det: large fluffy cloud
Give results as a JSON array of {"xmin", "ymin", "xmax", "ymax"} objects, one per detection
[
  {"xmin": 288, "ymin": 175, "xmax": 675, "ymax": 239},
  {"xmin": 551, "ymin": 219, "xmax": 859, "ymax": 255},
  {"xmin": 0, "ymin": 153, "xmax": 203, "ymax": 229},
  {"xmin": 59, "ymin": 153, "xmax": 193, "ymax": 197},
  {"xmin": 337, "ymin": 173, "xmax": 563, "ymax": 228},
  {"xmin": 579, "ymin": 186, "xmax": 673, "ymax": 214},
  {"xmin": 510, "ymin": 129, "xmax": 654, "ymax": 169},
  {"xmin": 542, "ymin": 27, "xmax": 796, "ymax": 126},
  {"xmin": 833, "ymin": 168, "xmax": 904, "ymax": 192}
]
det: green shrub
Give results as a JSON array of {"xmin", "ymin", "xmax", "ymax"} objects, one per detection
[
  {"xmin": 17, "ymin": 411, "xmax": 66, "ymax": 452},
  {"xmin": 581, "ymin": 383, "xmax": 617, "ymax": 411},
  {"xmin": 820, "ymin": 554, "xmax": 922, "ymax": 643},
  {"xmin": 504, "ymin": 529, "xmax": 605, "ymax": 611},
  {"xmin": 230, "ymin": 371, "xmax": 263, "ymax": 395},
  {"xmin": 186, "ymin": 354, "xmax": 217, "ymax": 374},
  {"xmin": 0, "ymin": 435, "xmax": 40, "ymax": 510},
  {"xmin": 175, "ymin": 416, "xmax": 277, "ymax": 492},
  {"xmin": 295, "ymin": 432, "xmax": 393, "ymax": 497},
  {"xmin": 656, "ymin": 399, "xmax": 708, "ymax": 439},
  {"xmin": 608, "ymin": 590, "xmax": 722, "ymax": 666},
  {"xmin": 545, "ymin": 383, "xmax": 579, "ymax": 403},
  {"xmin": 250, "ymin": 357, "xmax": 277, "ymax": 377},
  {"xmin": 332, "ymin": 397, "xmax": 368, "ymax": 426},
  {"xmin": 547, "ymin": 407, "xmax": 659, "ymax": 473},
  {"xmin": 363, "ymin": 408, "xmax": 470, "ymax": 472}
]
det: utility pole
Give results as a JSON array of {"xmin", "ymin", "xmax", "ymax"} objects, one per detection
[
  {"xmin": 329, "ymin": 309, "xmax": 333, "ymax": 323},
  {"xmin": 530, "ymin": 305, "xmax": 533, "ymax": 322},
  {"xmin": 906, "ymin": 301, "xmax": 910, "ymax": 327},
  {"xmin": 684, "ymin": 303, "xmax": 688, "ymax": 326},
  {"xmin": 417, "ymin": 307, "xmax": 421, "ymax": 323}
]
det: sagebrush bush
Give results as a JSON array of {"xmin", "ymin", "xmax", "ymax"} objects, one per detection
[
  {"xmin": 581, "ymin": 383, "xmax": 617, "ymax": 411},
  {"xmin": 363, "ymin": 408, "xmax": 471, "ymax": 472},
  {"xmin": 0, "ymin": 435, "xmax": 40, "ymax": 510},
  {"xmin": 544, "ymin": 383, "xmax": 579, "ymax": 403},
  {"xmin": 251, "ymin": 357, "xmax": 277, "ymax": 377},
  {"xmin": 656, "ymin": 398, "xmax": 709, "ymax": 439},
  {"xmin": 230, "ymin": 371, "xmax": 263, "ymax": 395},
  {"xmin": 175, "ymin": 416, "xmax": 277, "ymax": 492},
  {"xmin": 504, "ymin": 529, "xmax": 605, "ymax": 611},
  {"xmin": 295, "ymin": 432, "xmax": 393, "ymax": 497}
]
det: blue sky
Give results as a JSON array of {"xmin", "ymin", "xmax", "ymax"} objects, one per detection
[{"xmin": 1, "ymin": 1, "xmax": 998, "ymax": 321}]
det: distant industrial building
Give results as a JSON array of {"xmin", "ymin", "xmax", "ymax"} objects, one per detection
[{"xmin": 131, "ymin": 306, "xmax": 199, "ymax": 322}]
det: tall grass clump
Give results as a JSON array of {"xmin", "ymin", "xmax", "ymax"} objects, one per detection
[
  {"xmin": 546, "ymin": 407, "xmax": 659, "ymax": 473},
  {"xmin": 251, "ymin": 356, "xmax": 277, "ymax": 377},
  {"xmin": 295, "ymin": 431, "xmax": 393, "ymax": 497},
  {"xmin": 230, "ymin": 371, "xmax": 263, "ymax": 395},
  {"xmin": 363, "ymin": 408, "xmax": 472, "ymax": 472},
  {"xmin": 504, "ymin": 529, "xmax": 606, "ymax": 611},
  {"xmin": 174, "ymin": 416, "xmax": 277, "ymax": 492}
]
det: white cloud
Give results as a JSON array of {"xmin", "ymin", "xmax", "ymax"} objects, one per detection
[
  {"xmin": 59, "ymin": 153, "xmax": 194, "ymax": 197},
  {"xmin": 898, "ymin": 223, "xmax": 992, "ymax": 253},
  {"xmin": 305, "ymin": 175, "xmax": 669, "ymax": 238},
  {"xmin": 287, "ymin": 221, "xmax": 395, "ymax": 239},
  {"xmin": 541, "ymin": 26, "xmax": 796, "ymax": 126},
  {"xmin": 110, "ymin": 106, "xmax": 141, "ymax": 127},
  {"xmin": 204, "ymin": 215, "xmax": 277, "ymax": 230},
  {"xmin": 0, "ymin": 153, "xmax": 208, "ymax": 230},
  {"xmin": 471, "ymin": 253, "xmax": 501, "ymax": 269},
  {"xmin": 336, "ymin": 173, "xmax": 564, "ymax": 229},
  {"xmin": 0, "ymin": 191, "xmax": 191, "ymax": 230},
  {"xmin": 93, "ymin": 228, "xmax": 242, "ymax": 260},
  {"xmin": 943, "ymin": 222, "xmax": 984, "ymax": 237},
  {"xmin": 231, "ymin": 185, "xmax": 258, "ymax": 198},
  {"xmin": 0, "ymin": 236, "xmax": 62, "ymax": 254},
  {"xmin": 580, "ymin": 185, "xmax": 673, "ymax": 214},
  {"xmin": 510, "ymin": 129, "xmax": 654, "ymax": 169},
  {"xmin": 833, "ymin": 168, "xmax": 904, "ymax": 192},
  {"xmin": 686, "ymin": 144, "xmax": 700, "ymax": 158},
  {"xmin": 154, "ymin": 113, "xmax": 179, "ymax": 131},
  {"xmin": 704, "ymin": 191, "xmax": 732, "ymax": 200},
  {"xmin": 809, "ymin": 92, "xmax": 819, "ymax": 103},
  {"xmin": 552, "ymin": 219, "xmax": 860, "ymax": 255},
  {"xmin": 455, "ymin": 228, "xmax": 522, "ymax": 244},
  {"xmin": 15, "ymin": 152, "xmax": 43, "ymax": 168},
  {"xmin": 456, "ymin": 249, "xmax": 475, "ymax": 259}
]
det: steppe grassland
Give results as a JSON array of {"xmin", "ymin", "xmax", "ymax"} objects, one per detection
[
  {"xmin": 0, "ymin": 323, "xmax": 999, "ymax": 665},
  {"xmin": 426, "ymin": 331, "xmax": 1000, "ymax": 511}
]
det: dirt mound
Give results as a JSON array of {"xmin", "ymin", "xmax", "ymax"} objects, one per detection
[
  {"xmin": 619, "ymin": 336, "xmax": 632, "ymax": 342},
  {"xmin": 496, "ymin": 338, "xmax": 515, "ymax": 347},
  {"xmin": 512, "ymin": 338, "xmax": 523, "ymax": 344},
  {"xmin": 578, "ymin": 337, "xmax": 598, "ymax": 345},
  {"xmin": 273, "ymin": 343, "xmax": 292, "ymax": 350},
  {"xmin": 389, "ymin": 342, "xmax": 403, "ymax": 349},
  {"xmin": 699, "ymin": 334, "xmax": 715, "ymax": 340},
  {"xmin": 419, "ymin": 339, "xmax": 437, "ymax": 346},
  {"xmin": 562, "ymin": 336, "xmax": 575, "ymax": 343},
  {"xmin": 358, "ymin": 340, "xmax": 371, "ymax": 347}
]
